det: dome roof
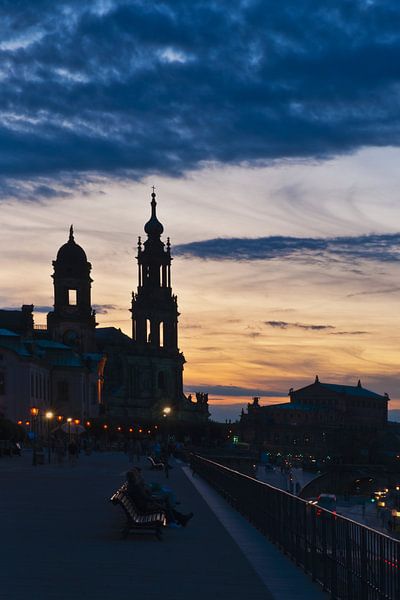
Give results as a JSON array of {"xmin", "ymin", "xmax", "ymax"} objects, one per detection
[
  {"xmin": 144, "ymin": 191, "xmax": 164, "ymax": 237},
  {"xmin": 56, "ymin": 226, "xmax": 88, "ymax": 266}
]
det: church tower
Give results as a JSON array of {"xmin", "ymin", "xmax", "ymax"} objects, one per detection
[
  {"xmin": 130, "ymin": 189, "xmax": 185, "ymax": 408},
  {"xmin": 131, "ymin": 189, "xmax": 179, "ymax": 351},
  {"xmin": 47, "ymin": 226, "xmax": 97, "ymax": 352}
]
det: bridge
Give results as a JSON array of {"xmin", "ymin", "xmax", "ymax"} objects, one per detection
[{"xmin": 299, "ymin": 464, "xmax": 400, "ymax": 499}]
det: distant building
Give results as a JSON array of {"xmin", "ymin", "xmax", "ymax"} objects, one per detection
[
  {"xmin": 0, "ymin": 190, "xmax": 209, "ymax": 426},
  {"xmin": 240, "ymin": 376, "xmax": 389, "ymax": 459}
]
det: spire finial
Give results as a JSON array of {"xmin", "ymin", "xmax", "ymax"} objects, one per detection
[
  {"xmin": 151, "ymin": 186, "xmax": 157, "ymax": 217},
  {"xmin": 315, "ymin": 375, "xmax": 319, "ymax": 383},
  {"xmin": 357, "ymin": 379, "xmax": 362, "ymax": 388},
  {"xmin": 69, "ymin": 224, "xmax": 74, "ymax": 242}
]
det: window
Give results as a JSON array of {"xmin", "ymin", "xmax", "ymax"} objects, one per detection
[
  {"xmin": 0, "ymin": 371, "xmax": 5, "ymax": 395},
  {"xmin": 68, "ymin": 289, "xmax": 77, "ymax": 305},
  {"xmin": 159, "ymin": 322, "xmax": 164, "ymax": 347},
  {"xmin": 146, "ymin": 319, "xmax": 151, "ymax": 343}
]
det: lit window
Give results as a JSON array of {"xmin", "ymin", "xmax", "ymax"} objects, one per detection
[{"xmin": 68, "ymin": 289, "xmax": 77, "ymax": 305}]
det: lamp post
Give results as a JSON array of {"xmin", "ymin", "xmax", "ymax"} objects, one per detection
[
  {"xmin": 67, "ymin": 417, "xmax": 72, "ymax": 443},
  {"xmin": 162, "ymin": 407, "xmax": 172, "ymax": 441},
  {"xmin": 162, "ymin": 407, "xmax": 172, "ymax": 478},
  {"xmin": 45, "ymin": 411, "xmax": 54, "ymax": 464},
  {"xmin": 30, "ymin": 407, "xmax": 39, "ymax": 466}
]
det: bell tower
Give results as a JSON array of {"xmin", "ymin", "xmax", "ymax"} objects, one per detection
[
  {"xmin": 47, "ymin": 226, "xmax": 97, "ymax": 352},
  {"xmin": 131, "ymin": 190, "xmax": 179, "ymax": 352}
]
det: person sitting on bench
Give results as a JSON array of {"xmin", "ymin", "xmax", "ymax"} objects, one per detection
[{"xmin": 126, "ymin": 468, "xmax": 193, "ymax": 527}]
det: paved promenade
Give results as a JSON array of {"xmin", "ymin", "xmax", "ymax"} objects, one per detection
[{"xmin": 0, "ymin": 451, "xmax": 325, "ymax": 600}]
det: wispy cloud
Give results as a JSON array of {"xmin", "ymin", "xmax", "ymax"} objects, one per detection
[
  {"xmin": 1, "ymin": 1, "xmax": 400, "ymax": 197},
  {"xmin": 184, "ymin": 384, "xmax": 287, "ymax": 397},
  {"xmin": 265, "ymin": 320, "xmax": 334, "ymax": 331},
  {"xmin": 175, "ymin": 233, "xmax": 400, "ymax": 264},
  {"xmin": 92, "ymin": 303, "xmax": 118, "ymax": 315},
  {"xmin": 330, "ymin": 331, "xmax": 369, "ymax": 336}
]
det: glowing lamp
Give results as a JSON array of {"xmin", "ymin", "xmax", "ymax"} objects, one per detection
[
  {"xmin": 57, "ymin": 415, "xmax": 63, "ymax": 422},
  {"xmin": 74, "ymin": 419, "xmax": 80, "ymax": 425},
  {"xmin": 67, "ymin": 417, "xmax": 72, "ymax": 423},
  {"xmin": 30, "ymin": 407, "xmax": 39, "ymax": 417},
  {"xmin": 17, "ymin": 420, "xmax": 22, "ymax": 425},
  {"xmin": 45, "ymin": 411, "xmax": 54, "ymax": 420},
  {"xmin": 103, "ymin": 424, "xmax": 108, "ymax": 430},
  {"xmin": 163, "ymin": 407, "xmax": 171, "ymax": 415}
]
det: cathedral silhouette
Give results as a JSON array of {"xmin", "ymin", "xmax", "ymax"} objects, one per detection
[{"xmin": 0, "ymin": 191, "xmax": 209, "ymax": 425}]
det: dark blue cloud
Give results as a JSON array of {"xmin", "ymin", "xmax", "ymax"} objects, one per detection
[
  {"xmin": 1, "ymin": 1, "xmax": 400, "ymax": 197},
  {"xmin": 174, "ymin": 233, "xmax": 400, "ymax": 263},
  {"xmin": 184, "ymin": 384, "xmax": 287, "ymax": 397}
]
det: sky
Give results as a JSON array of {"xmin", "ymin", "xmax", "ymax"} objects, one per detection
[{"xmin": 1, "ymin": 1, "xmax": 400, "ymax": 421}]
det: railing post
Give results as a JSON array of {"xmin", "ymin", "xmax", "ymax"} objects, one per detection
[
  {"xmin": 360, "ymin": 527, "xmax": 368, "ymax": 600},
  {"xmin": 311, "ymin": 507, "xmax": 317, "ymax": 581},
  {"xmin": 345, "ymin": 522, "xmax": 353, "ymax": 599},
  {"xmin": 379, "ymin": 535, "xmax": 386, "ymax": 600},
  {"xmin": 330, "ymin": 513, "xmax": 337, "ymax": 599},
  {"xmin": 321, "ymin": 512, "xmax": 328, "ymax": 592},
  {"xmin": 304, "ymin": 502, "xmax": 309, "ymax": 574}
]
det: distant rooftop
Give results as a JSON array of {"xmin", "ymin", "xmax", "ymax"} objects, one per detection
[{"xmin": 318, "ymin": 382, "xmax": 386, "ymax": 400}]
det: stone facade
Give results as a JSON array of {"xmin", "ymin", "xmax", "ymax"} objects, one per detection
[{"xmin": 240, "ymin": 377, "xmax": 389, "ymax": 459}]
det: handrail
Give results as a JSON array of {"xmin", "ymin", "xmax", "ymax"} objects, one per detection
[{"xmin": 192, "ymin": 454, "xmax": 400, "ymax": 600}]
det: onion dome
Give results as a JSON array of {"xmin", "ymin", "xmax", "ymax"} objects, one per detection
[{"xmin": 144, "ymin": 189, "xmax": 164, "ymax": 237}]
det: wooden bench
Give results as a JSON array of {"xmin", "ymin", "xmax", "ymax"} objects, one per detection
[
  {"xmin": 110, "ymin": 484, "xmax": 167, "ymax": 540},
  {"xmin": 146, "ymin": 455, "xmax": 164, "ymax": 470}
]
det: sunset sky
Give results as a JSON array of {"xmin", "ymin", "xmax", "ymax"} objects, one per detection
[{"xmin": 1, "ymin": 1, "xmax": 400, "ymax": 420}]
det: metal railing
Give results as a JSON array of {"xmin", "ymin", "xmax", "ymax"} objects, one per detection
[{"xmin": 192, "ymin": 454, "xmax": 400, "ymax": 600}]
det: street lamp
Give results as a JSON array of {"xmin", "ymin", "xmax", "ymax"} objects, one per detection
[
  {"xmin": 30, "ymin": 407, "xmax": 39, "ymax": 466},
  {"xmin": 45, "ymin": 411, "xmax": 54, "ymax": 464}
]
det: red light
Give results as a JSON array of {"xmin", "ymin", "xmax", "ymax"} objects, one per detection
[
  {"xmin": 17, "ymin": 420, "xmax": 22, "ymax": 425},
  {"xmin": 103, "ymin": 424, "xmax": 108, "ymax": 430}
]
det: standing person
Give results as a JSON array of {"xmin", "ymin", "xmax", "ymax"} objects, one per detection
[{"xmin": 68, "ymin": 440, "xmax": 78, "ymax": 466}]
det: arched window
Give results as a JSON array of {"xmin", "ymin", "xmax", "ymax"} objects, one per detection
[{"xmin": 146, "ymin": 319, "xmax": 151, "ymax": 343}]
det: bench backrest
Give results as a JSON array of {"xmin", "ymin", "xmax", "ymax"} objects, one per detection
[{"xmin": 111, "ymin": 487, "xmax": 167, "ymax": 527}]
